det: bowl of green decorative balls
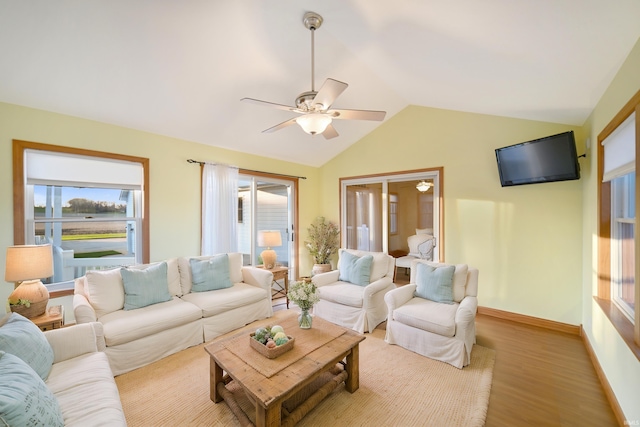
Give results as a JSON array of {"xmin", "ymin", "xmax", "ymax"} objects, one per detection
[{"xmin": 249, "ymin": 324, "xmax": 295, "ymax": 359}]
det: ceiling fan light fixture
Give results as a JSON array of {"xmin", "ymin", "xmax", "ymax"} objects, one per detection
[
  {"xmin": 416, "ymin": 180, "xmax": 433, "ymax": 192},
  {"xmin": 296, "ymin": 114, "xmax": 332, "ymax": 135}
]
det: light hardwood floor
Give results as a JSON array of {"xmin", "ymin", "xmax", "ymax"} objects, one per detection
[
  {"xmin": 273, "ymin": 291, "xmax": 619, "ymax": 426},
  {"xmin": 476, "ymin": 314, "xmax": 618, "ymax": 426}
]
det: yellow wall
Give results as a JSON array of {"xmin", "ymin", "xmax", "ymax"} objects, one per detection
[
  {"xmin": 581, "ymin": 37, "xmax": 640, "ymax": 422},
  {"xmin": 319, "ymin": 106, "xmax": 583, "ymax": 324},
  {"xmin": 0, "ymin": 102, "xmax": 321, "ymax": 314}
]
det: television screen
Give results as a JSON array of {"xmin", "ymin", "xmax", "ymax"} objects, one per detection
[{"xmin": 495, "ymin": 131, "xmax": 580, "ymax": 187}]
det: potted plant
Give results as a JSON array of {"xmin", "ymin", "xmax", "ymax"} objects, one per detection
[{"xmin": 305, "ymin": 216, "xmax": 340, "ymax": 275}]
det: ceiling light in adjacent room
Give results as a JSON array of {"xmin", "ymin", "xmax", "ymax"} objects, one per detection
[{"xmin": 416, "ymin": 180, "xmax": 433, "ymax": 192}]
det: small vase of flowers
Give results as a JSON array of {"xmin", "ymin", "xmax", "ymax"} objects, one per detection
[{"xmin": 287, "ymin": 279, "xmax": 320, "ymax": 329}]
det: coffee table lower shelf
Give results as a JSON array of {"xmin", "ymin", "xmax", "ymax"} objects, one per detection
[{"xmin": 216, "ymin": 364, "xmax": 348, "ymax": 427}]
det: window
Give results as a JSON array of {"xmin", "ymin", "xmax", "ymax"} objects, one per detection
[
  {"xmin": 597, "ymin": 91, "xmax": 640, "ymax": 354},
  {"xmin": 389, "ymin": 193, "xmax": 398, "ymax": 235},
  {"xmin": 13, "ymin": 140, "xmax": 149, "ymax": 295},
  {"xmin": 611, "ymin": 172, "xmax": 635, "ymax": 321}
]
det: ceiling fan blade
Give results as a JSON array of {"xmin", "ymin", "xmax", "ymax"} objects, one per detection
[
  {"xmin": 241, "ymin": 97, "xmax": 299, "ymax": 113},
  {"xmin": 312, "ymin": 78, "xmax": 348, "ymax": 110},
  {"xmin": 322, "ymin": 123, "xmax": 339, "ymax": 139},
  {"xmin": 262, "ymin": 117, "xmax": 298, "ymax": 133},
  {"xmin": 329, "ymin": 108, "xmax": 386, "ymax": 121}
]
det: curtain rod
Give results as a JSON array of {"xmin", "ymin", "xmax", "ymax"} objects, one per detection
[{"xmin": 187, "ymin": 159, "xmax": 306, "ymax": 180}]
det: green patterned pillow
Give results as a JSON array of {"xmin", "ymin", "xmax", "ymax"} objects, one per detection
[
  {"xmin": 414, "ymin": 263, "xmax": 455, "ymax": 304},
  {"xmin": 0, "ymin": 351, "xmax": 64, "ymax": 427},
  {"xmin": 121, "ymin": 261, "xmax": 172, "ymax": 310},
  {"xmin": 0, "ymin": 312, "xmax": 54, "ymax": 380},
  {"xmin": 189, "ymin": 254, "xmax": 232, "ymax": 292},
  {"xmin": 338, "ymin": 251, "xmax": 374, "ymax": 286}
]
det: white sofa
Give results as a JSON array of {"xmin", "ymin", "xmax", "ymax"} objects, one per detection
[
  {"xmin": 73, "ymin": 253, "xmax": 273, "ymax": 375},
  {"xmin": 0, "ymin": 313, "xmax": 125, "ymax": 427},
  {"xmin": 45, "ymin": 322, "xmax": 126, "ymax": 426},
  {"xmin": 312, "ymin": 249, "xmax": 396, "ymax": 333}
]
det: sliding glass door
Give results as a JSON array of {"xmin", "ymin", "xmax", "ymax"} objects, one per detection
[
  {"xmin": 341, "ymin": 169, "xmax": 442, "ymax": 262},
  {"xmin": 237, "ymin": 174, "xmax": 297, "ymax": 278}
]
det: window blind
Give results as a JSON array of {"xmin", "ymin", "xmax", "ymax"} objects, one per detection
[
  {"xmin": 602, "ymin": 112, "xmax": 636, "ymax": 182},
  {"xmin": 25, "ymin": 150, "xmax": 143, "ymax": 190}
]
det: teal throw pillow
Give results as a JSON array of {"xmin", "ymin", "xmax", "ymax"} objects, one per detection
[
  {"xmin": 0, "ymin": 312, "xmax": 54, "ymax": 380},
  {"xmin": 121, "ymin": 261, "xmax": 172, "ymax": 310},
  {"xmin": 414, "ymin": 263, "xmax": 455, "ymax": 304},
  {"xmin": 0, "ymin": 351, "xmax": 64, "ymax": 427},
  {"xmin": 190, "ymin": 254, "xmax": 232, "ymax": 292},
  {"xmin": 338, "ymin": 251, "xmax": 373, "ymax": 286}
]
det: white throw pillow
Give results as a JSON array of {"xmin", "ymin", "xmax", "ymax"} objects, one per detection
[{"xmin": 85, "ymin": 268, "xmax": 125, "ymax": 318}]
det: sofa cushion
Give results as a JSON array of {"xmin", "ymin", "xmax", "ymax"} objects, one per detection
[
  {"xmin": 0, "ymin": 351, "xmax": 64, "ymax": 427},
  {"xmin": 121, "ymin": 262, "xmax": 172, "ymax": 310},
  {"xmin": 316, "ymin": 282, "xmax": 364, "ymax": 308},
  {"xmin": 392, "ymin": 297, "xmax": 458, "ymax": 337},
  {"xmin": 414, "ymin": 263, "xmax": 455, "ymax": 304},
  {"xmin": 127, "ymin": 258, "xmax": 182, "ymax": 297},
  {"xmin": 46, "ymin": 352, "xmax": 126, "ymax": 426},
  {"xmin": 178, "ymin": 253, "xmax": 243, "ymax": 295},
  {"xmin": 0, "ymin": 312, "xmax": 54, "ymax": 380},
  {"xmin": 338, "ymin": 251, "xmax": 373, "ymax": 286},
  {"xmin": 190, "ymin": 254, "xmax": 232, "ymax": 292},
  {"xmin": 100, "ymin": 297, "xmax": 202, "ymax": 347},
  {"xmin": 180, "ymin": 282, "xmax": 269, "ymax": 317},
  {"xmin": 85, "ymin": 268, "xmax": 125, "ymax": 318}
]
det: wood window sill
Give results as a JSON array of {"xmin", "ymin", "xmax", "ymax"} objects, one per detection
[{"xmin": 593, "ymin": 296, "xmax": 640, "ymax": 361}]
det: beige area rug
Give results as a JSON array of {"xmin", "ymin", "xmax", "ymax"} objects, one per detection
[{"xmin": 116, "ymin": 314, "xmax": 495, "ymax": 427}]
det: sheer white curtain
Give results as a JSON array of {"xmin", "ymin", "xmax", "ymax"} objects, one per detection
[{"xmin": 201, "ymin": 163, "xmax": 238, "ymax": 255}]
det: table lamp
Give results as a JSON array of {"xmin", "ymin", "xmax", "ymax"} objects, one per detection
[
  {"xmin": 5, "ymin": 244, "xmax": 54, "ymax": 318},
  {"xmin": 257, "ymin": 230, "xmax": 282, "ymax": 269}
]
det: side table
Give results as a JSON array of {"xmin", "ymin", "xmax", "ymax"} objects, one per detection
[
  {"xmin": 257, "ymin": 265, "xmax": 289, "ymax": 308},
  {"xmin": 31, "ymin": 305, "xmax": 64, "ymax": 331}
]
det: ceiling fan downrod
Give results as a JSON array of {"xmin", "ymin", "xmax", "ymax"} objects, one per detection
[{"xmin": 303, "ymin": 12, "xmax": 323, "ymax": 93}]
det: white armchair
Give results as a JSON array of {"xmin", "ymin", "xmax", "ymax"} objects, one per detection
[
  {"xmin": 384, "ymin": 259, "xmax": 478, "ymax": 368},
  {"xmin": 312, "ymin": 249, "xmax": 396, "ymax": 333},
  {"xmin": 395, "ymin": 233, "xmax": 435, "ymax": 275}
]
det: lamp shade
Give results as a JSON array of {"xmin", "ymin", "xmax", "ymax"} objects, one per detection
[
  {"xmin": 296, "ymin": 114, "xmax": 332, "ymax": 135},
  {"xmin": 5, "ymin": 245, "xmax": 54, "ymax": 282},
  {"xmin": 258, "ymin": 230, "xmax": 282, "ymax": 248}
]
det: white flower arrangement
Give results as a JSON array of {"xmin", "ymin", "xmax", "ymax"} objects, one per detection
[{"xmin": 287, "ymin": 280, "xmax": 320, "ymax": 310}]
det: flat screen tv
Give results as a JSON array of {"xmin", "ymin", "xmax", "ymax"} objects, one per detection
[{"xmin": 495, "ymin": 131, "xmax": 580, "ymax": 187}]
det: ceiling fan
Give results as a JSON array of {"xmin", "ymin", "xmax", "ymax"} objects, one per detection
[{"xmin": 241, "ymin": 12, "xmax": 386, "ymax": 139}]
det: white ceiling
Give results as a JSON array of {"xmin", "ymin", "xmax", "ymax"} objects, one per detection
[{"xmin": 1, "ymin": 1, "xmax": 639, "ymax": 167}]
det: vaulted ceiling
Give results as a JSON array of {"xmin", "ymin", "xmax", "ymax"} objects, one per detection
[{"xmin": 1, "ymin": 1, "xmax": 639, "ymax": 166}]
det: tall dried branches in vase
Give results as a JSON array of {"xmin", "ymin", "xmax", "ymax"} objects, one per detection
[{"xmin": 305, "ymin": 216, "xmax": 340, "ymax": 272}]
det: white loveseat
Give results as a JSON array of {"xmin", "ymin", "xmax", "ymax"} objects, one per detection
[
  {"xmin": 312, "ymin": 249, "xmax": 396, "ymax": 333},
  {"xmin": 73, "ymin": 253, "xmax": 273, "ymax": 375}
]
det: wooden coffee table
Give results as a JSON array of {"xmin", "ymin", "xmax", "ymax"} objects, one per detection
[{"xmin": 205, "ymin": 312, "xmax": 365, "ymax": 427}]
